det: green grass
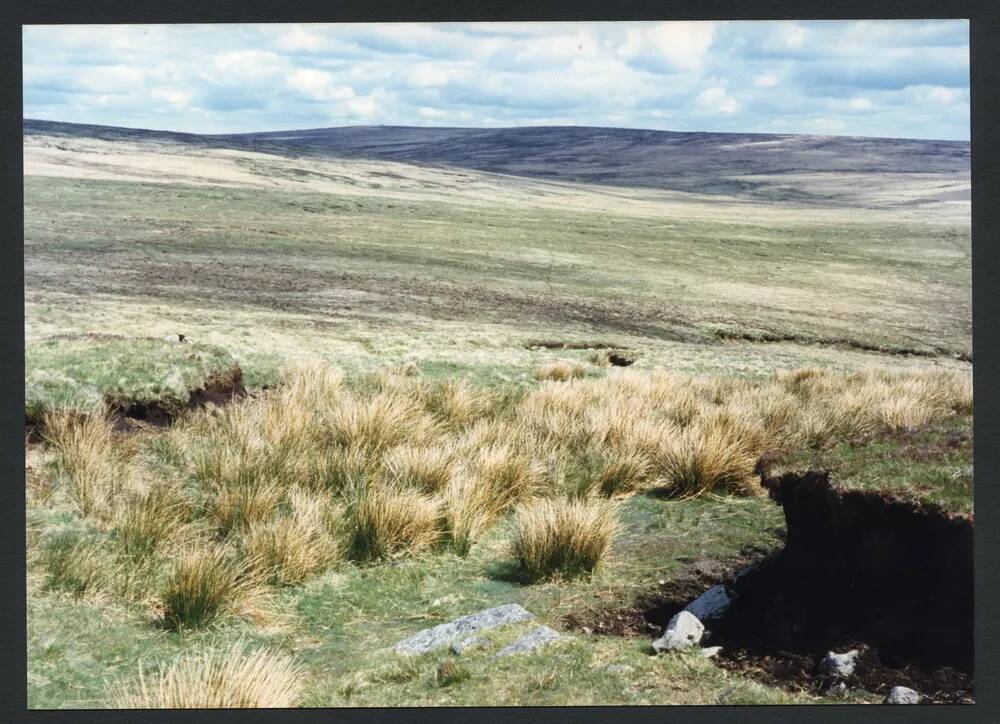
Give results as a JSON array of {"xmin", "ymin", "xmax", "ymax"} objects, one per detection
[
  {"xmin": 771, "ymin": 414, "xmax": 973, "ymax": 513},
  {"xmin": 25, "ymin": 336, "xmax": 239, "ymax": 420}
]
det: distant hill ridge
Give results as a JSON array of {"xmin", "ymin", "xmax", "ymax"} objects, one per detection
[{"xmin": 24, "ymin": 118, "xmax": 969, "ymax": 197}]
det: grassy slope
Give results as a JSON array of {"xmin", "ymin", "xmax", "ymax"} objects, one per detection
[{"xmin": 23, "ymin": 125, "xmax": 972, "ymax": 708}]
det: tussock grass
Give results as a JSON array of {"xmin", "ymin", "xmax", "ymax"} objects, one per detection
[
  {"xmin": 160, "ymin": 545, "xmax": 268, "ymax": 630},
  {"xmin": 44, "ymin": 409, "xmax": 125, "ymax": 518},
  {"xmin": 655, "ymin": 422, "xmax": 761, "ymax": 497},
  {"xmin": 109, "ymin": 642, "xmax": 306, "ymax": 708},
  {"xmin": 205, "ymin": 479, "xmax": 284, "ymax": 538},
  {"xmin": 533, "ymin": 360, "xmax": 587, "ymax": 382},
  {"xmin": 345, "ymin": 484, "xmax": 441, "ymax": 563},
  {"xmin": 328, "ymin": 393, "xmax": 437, "ymax": 452},
  {"xmin": 240, "ymin": 489, "xmax": 341, "ymax": 586},
  {"xmin": 383, "ymin": 443, "xmax": 457, "ymax": 493},
  {"xmin": 112, "ymin": 483, "xmax": 191, "ymax": 561},
  {"xmin": 511, "ymin": 497, "xmax": 618, "ymax": 580}
]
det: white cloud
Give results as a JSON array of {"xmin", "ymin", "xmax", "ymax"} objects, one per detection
[
  {"xmin": 22, "ymin": 20, "xmax": 970, "ymax": 139},
  {"xmin": 151, "ymin": 88, "xmax": 192, "ymax": 108},
  {"xmin": 287, "ymin": 68, "xmax": 355, "ymax": 102},
  {"xmin": 753, "ymin": 72, "xmax": 780, "ymax": 88},
  {"xmin": 696, "ymin": 86, "xmax": 740, "ymax": 114}
]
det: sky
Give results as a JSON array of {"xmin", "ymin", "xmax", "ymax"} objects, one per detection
[{"xmin": 22, "ymin": 20, "xmax": 970, "ymax": 140}]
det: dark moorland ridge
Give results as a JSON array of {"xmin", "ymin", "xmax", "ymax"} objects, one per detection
[{"xmin": 24, "ymin": 119, "xmax": 969, "ymax": 198}]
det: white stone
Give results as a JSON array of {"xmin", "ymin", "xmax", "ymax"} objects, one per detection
[
  {"xmin": 819, "ymin": 649, "xmax": 860, "ymax": 678},
  {"xmin": 684, "ymin": 585, "xmax": 734, "ymax": 622},
  {"xmin": 394, "ymin": 604, "xmax": 534, "ymax": 656},
  {"xmin": 651, "ymin": 611, "xmax": 704, "ymax": 653},
  {"xmin": 700, "ymin": 646, "xmax": 723, "ymax": 659},
  {"xmin": 885, "ymin": 686, "xmax": 920, "ymax": 704}
]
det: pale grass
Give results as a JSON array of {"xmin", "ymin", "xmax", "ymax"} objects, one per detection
[
  {"xmin": 511, "ymin": 497, "xmax": 619, "ymax": 580},
  {"xmin": 533, "ymin": 359, "xmax": 587, "ymax": 382},
  {"xmin": 327, "ymin": 392, "xmax": 438, "ymax": 452},
  {"xmin": 382, "ymin": 442, "xmax": 457, "ymax": 493},
  {"xmin": 112, "ymin": 482, "xmax": 191, "ymax": 561},
  {"xmin": 160, "ymin": 544, "xmax": 271, "ymax": 630},
  {"xmin": 654, "ymin": 421, "xmax": 761, "ymax": 497},
  {"xmin": 108, "ymin": 641, "xmax": 306, "ymax": 708},
  {"xmin": 43, "ymin": 409, "xmax": 126, "ymax": 518},
  {"xmin": 239, "ymin": 487, "xmax": 341, "ymax": 586},
  {"xmin": 346, "ymin": 484, "xmax": 441, "ymax": 562}
]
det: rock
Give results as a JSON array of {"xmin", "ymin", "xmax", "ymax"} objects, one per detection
[
  {"xmin": 684, "ymin": 585, "xmax": 734, "ymax": 622},
  {"xmin": 651, "ymin": 611, "xmax": 704, "ymax": 653},
  {"xmin": 394, "ymin": 604, "xmax": 535, "ymax": 656},
  {"xmin": 602, "ymin": 663, "xmax": 634, "ymax": 675},
  {"xmin": 885, "ymin": 686, "xmax": 920, "ymax": 704},
  {"xmin": 700, "ymin": 646, "xmax": 722, "ymax": 659},
  {"xmin": 450, "ymin": 635, "xmax": 492, "ymax": 655},
  {"xmin": 819, "ymin": 649, "xmax": 860, "ymax": 678},
  {"xmin": 829, "ymin": 682, "xmax": 848, "ymax": 697},
  {"xmin": 494, "ymin": 626, "xmax": 568, "ymax": 658}
]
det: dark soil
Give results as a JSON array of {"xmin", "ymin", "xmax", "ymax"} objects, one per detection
[{"xmin": 565, "ymin": 470, "xmax": 974, "ymax": 703}]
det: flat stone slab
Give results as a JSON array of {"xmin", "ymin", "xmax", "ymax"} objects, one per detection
[
  {"xmin": 394, "ymin": 604, "xmax": 534, "ymax": 656},
  {"xmin": 494, "ymin": 625, "xmax": 568, "ymax": 658}
]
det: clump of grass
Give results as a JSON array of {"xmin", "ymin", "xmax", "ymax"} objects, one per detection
[
  {"xmin": 43, "ymin": 409, "xmax": 125, "ymax": 518},
  {"xmin": 511, "ymin": 497, "xmax": 618, "ymax": 580},
  {"xmin": 345, "ymin": 484, "xmax": 441, "ymax": 563},
  {"xmin": 204, "ymin": 479, "xmax": 284, "ymax": 538},
  {"xmin": 438, "ymin": 443, "xmax": 542, "ymax": 554},
  {"xmin": 436, "ymin": 658, "xmax": 471, "ymax": 687},
  {"xmin": 533, "ymin": 360, "xmax": 587, "ymax": 382},
  {"xmin": 240, "ymin": 489, "xmax": 341, "ymax": 586},
  {"xmin": 594, "ymin": 445, "xmax": 655, "ymax": 496},
  {"xmin": 655, "ymin": 422, "xmax": 761, "ymax": 497},
  {"xmin": 112, "ymin": 483, "xmax": 191, "ymax": 561},
  {"xmin": 159, "ymin": 545, "xmax": 268, "ymax": 630},
  {"xmin": 108, "ymin": 642, "xmax": 306, "ymax": 708},
  {"xmin": 328, "ymin": 393, "xmax": 437, "ymax": 452},
  {"xmin": 383, "ymin": 443, "xmax": 457, "ymax": 493},
  {"xmin": 424, "ymin": 378, "xmax": 492, "ymax": 427}
]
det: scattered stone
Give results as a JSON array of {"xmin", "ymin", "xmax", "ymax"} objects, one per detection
[
  {"xmin": 450, "ymin": 635, "xmax": 492, "ymax": 655},
  {"xmin": 829, "ymin": 682, "xmax": 848, "ymax": 696},
  {"xmin": 394, "ymin": 604, "xmax": 535, "ymax": 656},
  {"xmin": 819, "ymin": 649, "xmax": 860, "ymax": 678},
  {"xmin": 651, "ymin": 611, "xmax": 704, "ymax": 653},
  {"xmin": 684, "ymin": 585, "xmax": 734, "ymax": 622},
  {"xmin": 885, "ymin": 686, "xmax": 920, "ymax": 704},
  {"xmin": 494, "ymin": 626, "xmax": 568, "ymax": 658},
  {"xmin": 700, "ymin": 646, "xmax": 722, "ymax": 659},
  {"xmin": 602, "ymin": 663, "xmax": 634, "ymax": 675}
]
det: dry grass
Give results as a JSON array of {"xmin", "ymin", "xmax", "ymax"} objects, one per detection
[
  {"xmin": 109, "ymin": 641, "xmax": 306, "ymax": 708},
  {"xmin": 160, "ymin": 545, "xmax": 269, "ymax": 630},
  {"xmin": 43, "ymin": 409, "xmax": 125, "ymax": 518},
  {"xmin": 239, "ymin": 489, "xmax": 341, "ymax": 586},
  {"xmin": 383, "ymin": 443, "xmax": 457, "ymax": 493},
  {"xmin": 654, "ymin": 422, "xmax": 762, "ymax": 497},
  {"xmin": 511, "ymin": 497, "xmax": 619, "ymax": 580},
  {"xmin": 345, "ymin": 484, "xmax": 441, "ymax": 563},
  {"xmin": 112, "ymin": 483, "xmax": 191, "ymax": 561},
  {"xmin": 533, "ymin": 360, "xmax": 587, "ymax": 382}
]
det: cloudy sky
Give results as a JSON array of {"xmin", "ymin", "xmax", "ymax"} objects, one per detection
[{"xmin": 23, "ymin": 20, "xmax": 969, "ymax": 140}]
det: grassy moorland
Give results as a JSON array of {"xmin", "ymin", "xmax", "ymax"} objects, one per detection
[{"xmin": 23, "ymin": 121, "xmax": 972, "ymax": 708}]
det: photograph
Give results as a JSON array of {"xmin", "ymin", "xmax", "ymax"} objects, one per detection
[{"xmin": 22, "ymin": 19, "xmax": 973, "ymax": 708}]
